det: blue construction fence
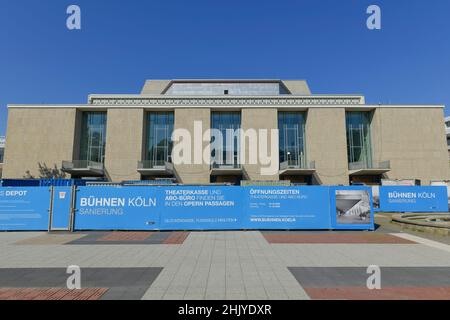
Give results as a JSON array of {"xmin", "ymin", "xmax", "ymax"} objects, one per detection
[
  {"xmin": 372, "ymin": 186, "xmax": 449, "ymax": 212},
  {"xmin": 0, "ymin": 185, "xmax": 447, "ymax": 232},
  {"xmin": 0, "ymin": 179, "xmax": 89, "ymax": 187}
]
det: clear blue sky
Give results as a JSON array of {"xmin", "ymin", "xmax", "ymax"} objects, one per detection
[{"xmin": 0, "ymin": 0, "xmax": 449, "ymax": 135}]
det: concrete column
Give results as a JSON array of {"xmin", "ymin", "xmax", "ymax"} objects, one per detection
[
  {"xmin": 104, "ymin": 108, "xmax": 144, "ymax": 182},
  {"xmin": 174, "ymin": 108, "xmax": 211, "ymax": 184},
  {"xmin": 241, "ymin": 108, "xmax": 279, "ymax": 181},
  {"xmin": 305, "ymin": 108, "xmax": 349, "ymax": 185}
]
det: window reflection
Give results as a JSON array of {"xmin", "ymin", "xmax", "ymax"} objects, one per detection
[
  {"xmin": 346, "ymin": 112, "xmax": 372, "ymax": 168},
  {"xmin": 278, "ymin": 112, "xmax": 307, "ymax": 168},
  {"xmin": 79, "ymin": 112, "xmax": 107, "ymax": 163},
  {"xmin": 211, "ymin": 112, "xmax": 241, "ymax": 167},
  {"xmin": 145, "ymin": 112, "xmax": 174, "ymax": 167}
]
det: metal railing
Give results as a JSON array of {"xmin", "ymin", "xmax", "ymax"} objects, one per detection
[
  {"xmin": 62, "ymin": 160, "xmax": 104, "ymax": 171},
  {"xmin": 138, "ymin": 160, "xmax": 169, "ymax": 169},
  {"xmin": 211, "ymin": 162, "xmax": 242, "ymax": 169},
  {"xmin": 279, "ymin": 160, "xmax": 315, "ymax": 170},
  {"xmin": 348, "ymin": 160, "xmax": 391, "ymax": 171}
]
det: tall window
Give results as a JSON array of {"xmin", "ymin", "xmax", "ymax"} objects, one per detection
[
  {"xmin": 79, "ymin": 112, "xmax": 107, "ymax": 163},
  {"xmin": 211, "ymin": 112, "xmax": 241, "ymax": 167},
  {"xmin": 278, "ymin": 112, "xmax": 307, "ymax": 167},
  {"xmin": 346, "ymin": 112, "xmax": 372, "ymax": 168},
  {"xmin": 145, "ymin": 112, "xmax": 174, "ymax": 166}
]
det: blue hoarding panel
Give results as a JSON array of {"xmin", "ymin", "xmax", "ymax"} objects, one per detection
[
  {"xmin": 329, "ymin": 186, "xmax": 374, "ymax": 230},
  {"xmin": 0, "ymin": 185, "xmax": 379, "ymax": 232},
  {"xmin": 243, "ymin": 186, "xmax": 332, "ymax": 229},
  {"xmin": 71, "ymin": 186, "xmax": 376, "ymax": 231},
  {"xmin": 74, "ymin": 186, "xmax": 160, "ymax": 230},
  {"xmin": 378, "ymin": 186, "xmax": 448, "ymax": 212},
  {"xmin": 159, "ymin": 186, "xmax": 243, "ymax": 230},
  {"xmin": 51, "ymin": 187, "xmax": 72, "ymax": 230},
  {"xmin": 0, "ymin": 187, "xmax": 50, "ymax": 231}
]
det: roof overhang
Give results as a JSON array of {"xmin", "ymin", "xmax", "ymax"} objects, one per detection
[
  {"xmin": 61, "ymin": 161, "xmax": 104, "ymax": 177},
  {"xmin": 62, "ymin": 168, "xmax": 104, "ymax": 176},
  {"xmin": 349, "ymin": 168, "xmax": 391, "ymax": 176},
  {"xmin": 210, "ymin": 166, "xmax": 243, "ymax": 176},
  {"xmin": 279, "ymin": 168, "xmax": 316, "ymax": 175},
  {"xmin": 137, "ymin": 166, "xmax": 173, "ymax": 176}
]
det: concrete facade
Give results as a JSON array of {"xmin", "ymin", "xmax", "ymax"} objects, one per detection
[
  {"xmin": 104, "ymin": 108, "xmax": 145, "ymax": 182},
  {"xmin": 173, "ymin": 108, "xmax": 211, "ymax": 184},
  {"xmin": 2, "ymin": 79, "xmax": 449, "ymax": 185},
  {"xmin": 3, "ymin": 108, "xmax": 77, "ymax": 179},
  {"xmin": 305, "ymin": 108, "xmax": 349, "ymax": 185},
  {"xmin": 371, "ymin": 107, "xmax": 449, "ymax": 184},
  {"xmin": 241, "ymin": 108, "xmax": 279, "ymax": 181}
]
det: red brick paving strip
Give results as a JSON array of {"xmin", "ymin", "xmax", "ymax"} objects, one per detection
[
  {"xmin": 163, "ymin": 232, "xmax": 190, "ymax": 244},
  {"xmin": 305, "ymin": 287, "xmax": 450, "ymax": 300},
  {"xmin": 98, "ymin": 232, "xmax": 153, "ymax": 241},
  {"xmin": 0, "ymin": 288, "xmax": 108, "ymax": 300},
  {"xmin": 263, "ymin": 233, "xmax": 416, "ymax": 244}
]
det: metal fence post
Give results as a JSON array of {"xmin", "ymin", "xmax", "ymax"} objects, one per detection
[
  {"xmin": 69, "ymin": 185, "xmax": 77, "ymax": 232},
  {"xmin": 47, "ymin": 186, "xmax": 54, "ymax": 232}
]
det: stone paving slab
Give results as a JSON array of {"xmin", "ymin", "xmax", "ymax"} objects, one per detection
[
  {"xmin": 0, "ymin": 268, "xmax": 162, "ymax": 300},
  {"xmin": 271, "ymin": 243, "xmax": 450, "ymax": 267},
  {"xmin": 304, "ymin": 287, "xmax": 450, "ymax": 300},
  {"xmin": 0, "ymin": 232, "xmax": 44, "ymax": 245},
  {"xmin": 0, "ymin": 288, "xmax": 108, "ymax": 300},
  {"xmin": 392, "ymin": 233, "xmax": 450, "ymax": 253},
  {"xmin": 288, "ymin": 267, "xmax": 450, "ymax": 287},
  {"xmin": 65, "ymin": 231, "xmax": 190, "ymax": 245},
  {"xmin": 262, "ymin": 232, "xmax": 416, "ymax": 244},
  {"xmin": 14, "ymin": 233, "xmax": 87, "ymax": 245},
  {"xmin": 142, "ymin": 231, "xmax": 310, "ymax": 300},
  {"xmin": 289, "ymin": 266, "xmax": 450, "ymax": 300},
  {"xmin": 97, "ymin": 231, "xmax": 154, "ymax": 241},
  {"xmin": 1, "ymin": 230, "xmax": 450, "ymax": 300}
]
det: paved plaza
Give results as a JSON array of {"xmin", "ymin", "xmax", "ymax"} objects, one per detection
[{"xmin": 1, "ymin": 217, "xmax": 450, "ymax": 300}]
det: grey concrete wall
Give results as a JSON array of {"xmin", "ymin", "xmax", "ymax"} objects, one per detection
[
  {"xmin": 371, "ymin": 107, "xmax": 450, "ymax": 184},
  {"xmin": 281, "ymin": 80, "xmax": 311, "ymax": 95},
  {"xmin": 104, "ymin": 108, "xmax": 144, "ymax": 182},
  {"xmin": 305, "ymin": 108, "xmax": 349, "ymax": 185},
  {"xmin": 173, "ymin": 108, "xmax": 211, "ymax": 184},
  {"xmin": 141, "ymin": 80, "xmax": 171, "ymax": 94},
  {"xmin": 241, "ymin": 108, "xmax": 279, "ymax": 181},
  {"xmin": 2, "ymin": 108, "xmax": 77, "ymax": 179}
]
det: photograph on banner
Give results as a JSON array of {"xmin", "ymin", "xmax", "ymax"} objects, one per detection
[
  {"xmin": 335, "ymin": 189, "xmax": 371, "ymax": 225},
  {"xmin": 372, "ymin": 186, "xmax": 380, "ymax": 210}
]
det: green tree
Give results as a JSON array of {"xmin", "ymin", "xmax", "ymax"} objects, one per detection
[{"xmin": 24, "ymin": 163, "xmax": 67, "ymax": 179}]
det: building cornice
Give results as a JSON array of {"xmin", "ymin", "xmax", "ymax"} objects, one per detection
[
  {"xmin": 7, "ymin": 104, "xmax": 445, "ymax": 109},
  {"xmin": 87, "ymin": 94, "xmax": 365, "ymax": 106}
]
